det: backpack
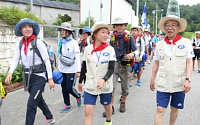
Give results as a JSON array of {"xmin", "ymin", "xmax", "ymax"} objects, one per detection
[
  {"xmin": 19, "ymin": 38, "xmax": 56, "ymax": 72},
  {"xmin": 0, "ymin": 78, "xmax": 6, "ymax": 99}
]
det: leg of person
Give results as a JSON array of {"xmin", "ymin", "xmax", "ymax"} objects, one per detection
[
  {"xmin": 100, "ymin": 93, "xmax": 112, "ymax": 125},
  {"xmin": 102, "ymin": 67, "xmax": 118, "ymax": 117},
  {"xmin": 193, "ymin": 54, "xmax": 196, "ymax": 71},
  {"xmin": 154, "ymin": 91, "xmax": 170, "ymax": 125},
  {"xmin": 25, "ymin": 75, "xmax": 48, "ymax": 125},
  {"xmin": 0, "ymin": 97, "xmax": 2, "ymax": 125},
  {"xmin": 197, "ymin": 53, "xmax": 200, "ymax": 72},
  {"xmin": 137, "ymin": 64, "xmax": 143, "ymax": 86},
  {"xmin": 128, "ymin": 72, "xmax": 133, "ymax": 88},
  {"xmin": 61, "ymin": 73, "xmax": 71, "ymax": 112},
  {"xmin": 65, "ymin": 73, "xmax": 81, "ymax": 106},
  {"xmin": 169, "ymin": 92, "xmax": 185, "ymax": 125},
  {"xmin": 84, "ymin": 91, "xmax": 97, "ymax": 125},
  {"xmin": 118, "ymin": 65, "xmax": 131, "ymax": 112}
]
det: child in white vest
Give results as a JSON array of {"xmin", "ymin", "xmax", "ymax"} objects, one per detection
[{"xmin": 78, "ymin": 22, "xmax": 116, "ymax": 125}]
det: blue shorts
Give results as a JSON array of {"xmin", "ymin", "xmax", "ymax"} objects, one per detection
[
  {"xmin": 84, "ymin": 91, "xmax": 112, "ymax": 105},
  {"xmin": 157, "ymin": 91, "xmax": 185, "ymax": 109}
]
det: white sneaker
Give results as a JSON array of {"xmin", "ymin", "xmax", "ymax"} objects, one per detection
[{"xmin": 193, "ymin": 68, "xmax": 195, "ymax": 71}]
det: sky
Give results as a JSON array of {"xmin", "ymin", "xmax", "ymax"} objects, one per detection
[{"xmin": 179, "ymin": 0, "xmax": 200, "ymax": 6}]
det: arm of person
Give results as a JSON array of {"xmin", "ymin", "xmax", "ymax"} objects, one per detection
[
  {"xmin": 6, "ymin": 41, "xmax": 21, "ymax": 84},
  {"xmin": 140, "ymin": 38, "xmax": 145, "ymax": 59},
  {"xmin": 102, "ymin": 61, "xmax": 115, "ymax": 82},
  {"xmin": 74, "ymin": 41, "xmax": 81, "ymax": 77},
  {"xmin": 150, "ymin": 60, "xmax": 159, "ymax": 91}
]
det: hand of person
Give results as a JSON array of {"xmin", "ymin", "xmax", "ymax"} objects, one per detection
[
  {"xmin": 124, "ymin": 53, "xmax": 134, "ymax": 60},
  {"xmin": 150, "ymin": 80, "xmax": 155, "ymax": 91},
  {"xmin": 78, "ymin": 83, "xmax": 83, "ymax": 92},
  {"xmin": 77, "ymin": 72, "xmax": 80, "ymax": 78},
  {"xmin": 5, "ymin": 73, "xmax": 12, "ymax": 85},
  {"xmin": 48, "ymin": 78, "xmax": 55, "ymax": 90},
  {"xmin": 137, "ymin": 57, "xmax": 141, "ymax": 62},
  {"xmin": 97, "ymin": 79, "xmax": 105, "ymax": 89},
  {"xmin": 182, "ymin": 80, "xmax": 191, "ymax": 93},
  {"xmin": 194, "ymin": 47, "xmax": 197, "ymax": 49}
]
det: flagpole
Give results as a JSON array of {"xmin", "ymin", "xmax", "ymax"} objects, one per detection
[{"xmin": 156, "ymin": 4, "xmax": 158, "ymax": 35}]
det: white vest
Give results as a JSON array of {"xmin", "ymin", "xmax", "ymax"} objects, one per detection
[
  {"xmin": 84, "ymin": 45, "xmax": 113, "ymax": 95},
  {"xmin": 156, "ymin": 38, "xmax": 187, "ymax": 93}
]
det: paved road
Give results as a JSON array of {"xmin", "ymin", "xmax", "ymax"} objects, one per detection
[{"xmin": 1, "ymin": 61, "xmax": 200, "ymax": 125}]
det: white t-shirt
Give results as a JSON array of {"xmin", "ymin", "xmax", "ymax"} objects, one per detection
[
  {"xmin": 153, "ymin": 39, "xmax": 194, "ymax": 60},
  {"xmin": 82, "ymin": 46, "xmax": 116, "ymax": 64},
  {"xmin": 58, "ymin": 39, "xmax": 80, "ymax": 73}
]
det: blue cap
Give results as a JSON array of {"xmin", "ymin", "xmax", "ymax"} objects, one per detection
[{"xmin": 79, "ymin": 26, "xmax": 91, "ymax": 35}]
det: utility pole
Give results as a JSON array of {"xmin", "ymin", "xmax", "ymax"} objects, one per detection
[
  {"xmin": 88, "ymin": 0, "xmax": 90, "ymax": 28},
  {"xmin": 30, "ymin": 0, "xmax": 33, "ymax": 13},
  {"xmin": 100, "ymin": 0, "xmax": 103, "ymax": 21},
  {"xmin": 137, "ymin": 0, "xmax": 139, "ymax": 24},
  {"xmin": 156, "ymin": 4, "xmax": 158, "ymax": 35}
]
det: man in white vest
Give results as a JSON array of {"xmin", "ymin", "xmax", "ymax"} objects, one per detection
[{"xmin": 150, "ymin": 15, "xmax": 194, "ymax": 125}]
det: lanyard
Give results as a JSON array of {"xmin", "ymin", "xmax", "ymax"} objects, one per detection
[{"xmin": 95, "ymin": 51, "xmax": 102, "ymax": 67}]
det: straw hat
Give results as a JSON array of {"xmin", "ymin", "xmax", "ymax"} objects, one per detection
[
  {"xmin": 57, "ymin": 22, "xmax": 74, "ymax": 32},
  {"xmin": 15, "ymin": 18, "xmax": 40, "ymax": 36},
  {"xmin": 90, "ymin": 22, "xmax": 113, "ymax": 41},
  {"xmin": 137, "ymin": 26, "xmax": 143, "ymax": 31},
  {"xmin": 112, "ymin": 17, "xmax": 128, "ymax": 26},
  {"xmin": 144, "ymin": 28, "xmax": 149, "ymax": 32},
  {"xmin": 158, "ymin": 15, "xmax": 187, "ymax": 33}
]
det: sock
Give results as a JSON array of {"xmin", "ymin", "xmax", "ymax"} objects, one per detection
[
  {"xmin": 121, "ymin": 102, "xmax": 125, "ymax": 104},
  {"xmin": 106, "ymin": 120, "xmax": 111, "ymax": 122}
]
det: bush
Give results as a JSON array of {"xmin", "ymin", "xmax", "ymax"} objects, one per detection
[
  {"xmin": 0, "ymin": 64, "xmax": 23, "ymax": 85},
  {"xmin": 79, "ymin": 17, "xmax": 95, "ymax": 28},
  {"xmin": 0, "ymin": 5, "xmax": 46, "ymax": 25},
  {"xmin": 53, "ymin": 14, "xmax": 72, "ymax": 26},
  {"xmin": 125, "ymin": 24, "xmax": 132, "ymax": 31}
]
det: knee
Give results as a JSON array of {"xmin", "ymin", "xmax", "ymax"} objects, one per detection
[
  {"xmin": 104, "ymin": 104, "xmax": 111, "ymax": 110},
  {"xmin": 156, "ymin": 107, "xmax": 166, "ymax": 115},
  {"xmin": 85, "ymin": 108, "xmax": 93, "ymax": 117},
  {"xmin": 171, "ymin": 106, "xmax": 178, "ymax": 113}
]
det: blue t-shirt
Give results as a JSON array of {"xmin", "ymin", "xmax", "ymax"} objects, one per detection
[{"xmin": 111, "ymin": 34, "xmax": 137, "ymax": 61}]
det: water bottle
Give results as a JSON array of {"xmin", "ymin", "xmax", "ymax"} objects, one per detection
[{"xmin": 48, "ymin": 46, "xmax": 54, "ymax": 63}]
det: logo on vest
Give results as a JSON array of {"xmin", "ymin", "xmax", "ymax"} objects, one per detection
[
  {"xmin": 177, "ymin": 45, "xmax": 185, "ymax": 49},
  {"xmin": 103, "ymin": 52, "xmax": 110, "ymax": 56}
]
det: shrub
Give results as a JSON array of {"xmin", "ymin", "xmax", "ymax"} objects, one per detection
[{"xmin": 0, "ymin": 5, "xmax": 46, "ymax": 25}]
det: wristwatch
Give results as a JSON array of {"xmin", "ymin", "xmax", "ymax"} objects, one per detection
[{"xmin": 185, "ymin": 78, "xmax": 191, "ymax": 82}]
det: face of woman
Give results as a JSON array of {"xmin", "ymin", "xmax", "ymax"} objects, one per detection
[
  {"xmin": 82, "ymin": 31, "xmax": 89, "ymax": 39},
  {"xmin": 94, "ymin": 28, "xmax": 109, "ymax": 43},
  {"xmin": 21, "ymin": 24, "xmax": 33, "ymax": 38},
  {"xmin": 60, "ymin": 28, "xmax": 70, "ymax": 38}
]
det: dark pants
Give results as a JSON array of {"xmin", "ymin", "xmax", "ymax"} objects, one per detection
[
  {"xmin": 61, "ymin": 73, "xmax": 80, "ymax": 106},
  {"xmin": 0, "ymin": 97, "xmax": 2, "ymax": 125},
  {"xmin": 25, "ymin": 74, "xmax": 53, "ymax": 125}
]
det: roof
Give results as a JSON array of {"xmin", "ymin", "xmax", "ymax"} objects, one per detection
[
  {"xmin": 2, "ymin": 0, "xmax": 79, "ymax": 11},
  {"xmin": 125, "ymin": 0, "xmax": 136, "ymax": 6}
]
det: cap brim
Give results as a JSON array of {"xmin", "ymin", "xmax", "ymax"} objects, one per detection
[
  {"xmin": 57, "ymin": 26, "xmax": 75, "ymax": 32},
  {"xmin": 158, "ymin": 17, "xmax": 187, "ymax": 33}
]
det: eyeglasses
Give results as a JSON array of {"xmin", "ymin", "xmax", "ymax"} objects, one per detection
[{"xmin": 165, "ymin": 24, "xmax": 178, "ymax": 28}]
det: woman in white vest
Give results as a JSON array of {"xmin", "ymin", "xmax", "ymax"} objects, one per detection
[
  {"xmin": 5, "ymin": 19, "xmax": 55, "ymax": 125},
  {"xmin": 78, "ymin": 22, "xmax": 116, "ymax": 125},
  {"xmin": 57, "ymin": 22, "xmax": 81, "ymax": 112}
]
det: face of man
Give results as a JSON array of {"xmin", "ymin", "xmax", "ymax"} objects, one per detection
[
  {"xmin": 196, "ymin": 33, "xmax": 200, "ymax": 38},
  {"xmin": 21, "ymin": 24, "xmax": 33, "ymax": 38},
  {"xmin": 131, "ymin": 29, "xmax": 139, "ymax": 38},
  {"xmin": 114, "ymin": 24, "xmax": 126, "ymax": 33},
  {"xmin": 139, "ymin": 29, "xmax": 143, "ymax": 35},
  {"xmin": 164, "ymin": 20, "xmax": 180, "ymax": 39},
  {"xmin": 144, "ymin": 31, "xmax": 148, "ymax": 35}
]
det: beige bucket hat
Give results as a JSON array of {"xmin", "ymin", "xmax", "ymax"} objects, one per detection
[
  {"xmin": 131, "ymin": 26, "xmax": 139, "ymax": 31},
  {"xmin": 57, "ymin": 22, "xmax": 74, "ymax": 31},
  {"xmin": 158, "ymin": 15, "xmax": 187, "ymax": 33},
  {"xmin": 195, "ymin": 31, "xmax": 200, "ymax": 34},
  {"xmin": 112, "ymin": 17, "xmax": 128, "ymax": 26}
]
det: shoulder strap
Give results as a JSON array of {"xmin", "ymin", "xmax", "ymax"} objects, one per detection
[
  {"xmin": 139, "ymin": 37, "xmax": 142, "ymax": 53},
  {"xmin": 19, "ymin": 40, "xmax": 23, "ymax": 59}
]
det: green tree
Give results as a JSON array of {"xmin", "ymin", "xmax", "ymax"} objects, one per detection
[
  {"xmin": 79, "ymin": 17, "xmax": 95, "ymax": 28},
  {"xmin": 53, "ymin": 14, "xmax": 72, "ymax": 26}
]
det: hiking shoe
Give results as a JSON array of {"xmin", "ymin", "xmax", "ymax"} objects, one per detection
[
  {"xmin": 102, "ymin": 106, "xmax": 115, "ymax": 117},
  {"xmin": 77, "ymin": 96, "xmax": 82, "ymax": 106},
  {"xmin": 104, "ymin": 121, "xmax": 112, "ymax": 125},
  {"xmin": 44, "ymin": 117, "xmax": 55, "ymax": 125},
  {"xmin": 61, "ymin": 105, "xmax": 71, "ymax": 112},
  {"xmin": 137, "ymin": 80, "xmax": 141, "ymax": 86},
  {"xmin": 198, "ymin": 70, "xmax": 200, "ymax": 73},
  {"xmin": 120, "ymin": 103, "xmax": 126, "ymax": 113},
  {"xmin": 128, "ymin": 84, "xmax": 132, "ymax": 88}
]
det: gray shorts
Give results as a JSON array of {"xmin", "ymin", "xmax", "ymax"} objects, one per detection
[{"xmin": 112, "ymin": 62, "xmax": 131, "ymax": 96}]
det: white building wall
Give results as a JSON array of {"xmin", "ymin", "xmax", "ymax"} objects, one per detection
[
  {"xmin": 0, "ymin": 1, "xmax": 79, "ymax": 26},
  {"xmin": 80, "ymin": 0, "xmax": 138, "ymax": 27}
]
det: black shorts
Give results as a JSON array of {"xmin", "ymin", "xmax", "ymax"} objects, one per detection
[
  {"xmin": 193, "ymin": 53, "xmax": 200, "ymax": 60},
  {"xmin": 148, "ymin": 48, "xmax": 152, "ymax": 55}
]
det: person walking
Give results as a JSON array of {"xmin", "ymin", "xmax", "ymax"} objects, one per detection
[
  {"xmin": 78, "ymin": 22, "xmax": 115, "ymax": 125},
  {"xmin": 192, "ymin": 31, "xmax": 200, "ymax": 72},
  {"xmin": 102, "ymin": 17, "xmax": 137, "ymax": 117},
  {"xmin": 57, "ymin": 22, "xmax": 82, "ymax": 112},
  {"xmin": 150, "ymin": 15, "xmax": 194, "ymax": 125},
  {"xmin": 78, "ymin": 26, "xmax": 91, "ymax": 54},
  {"xmin": 5, "ymin": 19, "xmax": 55, "ymax": 125}
]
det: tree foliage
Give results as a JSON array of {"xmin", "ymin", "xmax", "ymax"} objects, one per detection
[
  {"xmin": 53, "ymin": 14, "xmax": 72, "ymax": 26},
  {"xmin": 0, "ymin": 5, "xmax": 46, "ymax": 25},
  {"xmin": 79, "ymin": 17, "xmax": 95, "ymax": 28}
]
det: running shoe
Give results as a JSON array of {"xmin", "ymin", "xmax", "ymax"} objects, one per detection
[
  {"xmin": 77, "ymin": 97, "xmax": 82, "ymax": 106},
  {"xmin": 128, "ymin": 84, "xmax": 132, "ymax": 88},
  {"xmin": 44, "ymin": 117, "xmax": 55, "ymax": 125},
  {"xmin": 104, "ymin": 122, "xmax": 112, "ymax": 125},
  {"xmin": 198, "ymin": 70, "xmax": 200, "ymax": 73},
  {"xmin": 137, "ymin": 80, "xmax": 141, "ymax": 86},
  {"xmin": 61, "ymin": 105, "xmax": 71, "ymax": 112}
]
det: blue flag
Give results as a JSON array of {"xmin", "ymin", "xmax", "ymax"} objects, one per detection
[{"xmin": 141, "ymin": 3, "xmax": 147, "ymax": 29}]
